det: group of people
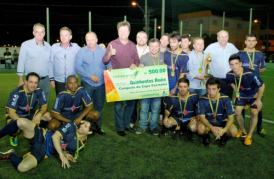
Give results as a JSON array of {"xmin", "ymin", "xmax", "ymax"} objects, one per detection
[
  {"xmin": 3, "ymin": 48, "xmax": 19, "ymax": 69},
  {"xmin": 0, "ymin": 20, "xmax": 266, "ymax": 172}
]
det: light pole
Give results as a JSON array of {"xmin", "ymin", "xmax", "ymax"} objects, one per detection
[{"xmin": 132, "ymin": 1, "xmax": 148, "ymax": 35}]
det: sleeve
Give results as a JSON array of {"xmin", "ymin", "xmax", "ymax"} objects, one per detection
[
  {"xmin": 197, "ymin": 98, "xmax": 206, "ymax": 115},
  {"xmin": 250, "ymin": 72, "xmax": 264, "ymax": 88},
  {"xmin": 103, "ymin": 43, "xmax": 111, "ymax": 65},
  {"xmin": 6, "ymin": 91, "xmax": 19, "ymax": 110},
  {"xmin": 75, "ymin": 49, "xmax": 93, "ymax": 79},
  {"xmin": 164, "ymin": 52, "xmax": 168, "ymax": 64},
  {"xmin": 259, "ymin": 53, "xmax": 266, "ymax": 69},
  {"xmin": 51, "ymin": 96, "xmax": 63, "ymax": 113},
  {"xmin": 225, "ymin": 98, "xmax": 235, "ymax": 116},
  {"xmin": 49, "ymin": 45, "xmax": 55, "ymax": 81},
  {"xmin": 57, "ymin": 122, "xmax": 75, "ymax": 138},
  {"xmin": 187, "ymin": 55, "xmax": 195, "ymax": 80},
  {"xmin": 165, "ymin": 97, "xmax": 173, "ymax": 113},
  {"xmin": 37, "ymin": 89, "xmax": 47, "ymax": 106},
  {"xmin": 103, "ymin": 48, "xmax": 112, "ymax": 68},
  {"xmin": 17, "ymin": 42, "xmax": 27, "ymax": 76},
  {"xmin": 226, "ymin": 73, "xmax": 234, "ymax": 85},
  {"xmin": 81, "ymin": 89, "xmax": 92, "ymax": 107}
]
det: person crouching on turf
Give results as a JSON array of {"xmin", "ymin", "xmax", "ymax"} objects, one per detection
[
  {"xmin": 48, "ymin": 75, "xmax": 103, "ymax": 134},
  {"xmin": 159, "ymin": 78, "xmax": 199, "ymax": 141},
  {"xmin": 5, "ymin": 72, "xmax": 51, "ymax": 146},
  {"xmin": 0, "ymin": 117, "xmax": 98, "ymax": 172},
  {"xmin": 197, "ymin": 77, "xmax": 238, "ymax": 147}
]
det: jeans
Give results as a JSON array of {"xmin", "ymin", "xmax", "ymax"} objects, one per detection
[
  {"xmin": 55, "ymin": 81, "xmax": 66, "ymax": 95},
  {"xmin": 139, "ymin": 97, "xmax": 161, "ymax": 129},
  {"xmin": 114, "ymin": 100, "xmax": 135, "ymax": 132},
  {"xmin": 130, "ymin": 100, "xmax": 139, "ymax": 125},
  {"xmin": 38, "ymin": 76, "xmax": 50, "ymax": 102},
  {"xmin": 5, "ymin": 63, "xmax": 11, "ymax": 69},
  {"xmin": 189, "ymin": 88, "xmax": 206, "ymax": 97},
  {"xmin": 82, "ymin": 81, "xmax": 105, "ymax": 127}
]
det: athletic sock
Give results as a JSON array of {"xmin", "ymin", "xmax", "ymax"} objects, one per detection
[
  {"xmin": 9, "ymin": 154, "xmax": 22, "ymax": 170},
  {"xmin": 0, "ymin": 120, "xmax": 19, "ymax": 138}
]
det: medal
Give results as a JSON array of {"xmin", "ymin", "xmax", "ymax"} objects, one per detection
[
  {"xmin": 208, "ymin": 93, "xmax": 220, "ymax": 124},
  {"xmin": 199, "ymin": 68, "xmax": 203, "ymax": 74},
  {"xmin": 214, "ymin": 118, "xmax": 216, "ymax": 122},
  {"xmin": 246, "ymin": 50, "xmax": 255, "ymax": 70},
  {"xmin": 171, "ymin": 71, "xmax": 175, "ymax": 77},
  {"xmin": 236, "ymin": 92, "xmax": 240, "ymax": 98},
  {"xmin": 251, "ymin": 67, "xmax": 254, "ymax": 70},
  {"xmin": 200, "ymin": 80, "xmax": 205, "ymax": 86},
  {"xmin": 195, "ymin": 51, "xmax": 204, "ymax": 75},
  {"xmin": 207, "ymin": 68, "xmax": 211, "ymax": 74},
  {"xmin": 208, "ymin": 57, "xmax": 212, "ymax": 62},
  {"xmin": 234, "ymin": 69, "xmax": 243, "ymax": 100}
]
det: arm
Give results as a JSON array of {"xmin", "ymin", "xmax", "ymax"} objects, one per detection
[
  {"xmin": 17, "ymin": 43, "xmax": 27, "ymax": 86},
  {"xmin": 251, "ymin": 83, "xmax": 265, "ymax": 111},
  {"xmin": 32, "ymin": 104, "xmax": 48, "ymax": 124},
  {"xmin": 103, "ymin": 43, "xmax": 115, "ymax": 64},
  {"xmin": 73, "ymin": 104, "xmax": 93, "ymax": 124},
  {"xmin": 52, "ymin": 131, "xmax": 72, "ymax": 169},
  {"xmin": 218, "ymin": 115, "xmax": 234, "ymax": 137},
  {"xmin": 51, "ymin": 111, "xmax": 71, "ymax": 123},
  {"xmin": 199, "ymin": 115, "xmax": 220, "ymax": 139},
  {"xmin": 8, "ymin": 109, "xmax": 20, "ymax": 120},
  {"xmin": 49, "ymin": 46, "xmax": 55, "ymax": 88}
]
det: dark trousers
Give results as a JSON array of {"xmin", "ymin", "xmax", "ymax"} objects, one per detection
[
  {"xmin": 55, "ymin": 81, "xmax": 66, "ymax": 95},
  {"xmin": 218, "ymin": 78, "xmax": 233, "ymax": 99}
]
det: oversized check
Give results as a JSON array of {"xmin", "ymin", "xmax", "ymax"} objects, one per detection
[{"xmin": 104, "ymin": 65, "xmax": 170, "ymax": 102}]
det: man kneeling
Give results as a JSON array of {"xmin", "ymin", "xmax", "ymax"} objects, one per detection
[{"xmin": 197, "ymin": 77, "xmax": 237, "ymax": 147}]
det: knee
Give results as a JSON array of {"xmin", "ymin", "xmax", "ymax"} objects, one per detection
[
  {"xmin": 17, "ymin": 163, "xmax": 32, "ymax": 173},
  {"xmin": 251, "ymin": 110, "xmax": 258, "ymax": 117},
  {"xmin": 42, "ymin": 112, "xmax": 51, "ymax": 121},
  {"xmin": 229, "ymin": 126, "xmax": 238, "ymax": 138},
  {"xmin": 17, "ymin": 118, "xmax": 28, "ymax": 128},
  {"xmin": 197, "ymin": 123, "xmax": 205, "ymax": 135},
  {"xmin": 188, "ymin": 124, "xmax": 197, "ymax": 132},
  {"xmin": 48, "ymin": 120, "xmax": 61, "ymax": 131},
  {"xmin": 235, "ymin": 109, "xmax": 242, "ymax": 116}
]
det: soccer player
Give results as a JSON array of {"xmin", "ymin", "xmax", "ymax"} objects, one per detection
[
  {"xmin": 160, "ymin": 33, "xmax": 170, "ymax": 55},
  {"xmin": 48, "ymin": 75, "xmax": 93, "ymax": 131},
  {"xmin": 181, "ymin": 34, "xmax": 191, "ymax": 54},
  {"xmin": 238, "ymin": 34, "xmax": 266, "ymax": 137},
  {"xmin": 159, "ymin": 78, "xmax": 199, "ymax": 141},
  {"xmin": 197, "ymin": 77, "xmax": 237, "ymax": 147},
  {"xmin": 5, "ymin": 72, "xmax": 51, "ymax": 146},
  {"xmin": 164, "ymin": 32, "xmax": 189, "ymax": 95},
  {"xmin": 0, "ymin": 117, "xmax": 98, "ymax": 172},
  {"xmin": 226, "ymin": 54, "xmax": 265, "ymax": 146}
]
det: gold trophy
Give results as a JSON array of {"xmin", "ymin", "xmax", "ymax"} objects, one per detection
[{"xmin": 204, "ymin": 53, "xmax": 213, "ymax": 79}]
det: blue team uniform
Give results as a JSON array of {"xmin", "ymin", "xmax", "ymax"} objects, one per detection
[
  {"xmin": 164, "ymin": 92, "xmax": 198, "ymax": 131},
  {"xmin": 51, "ymin": 87, "xmax": 92, "ymax": 121},
  {"xmin": 25, "ymin": 122, "xmax": 86, "ymax": 164},
  {"xmin": 198, "ymin": 93, "xmax": 235, "ymax": 126},
  {"xmin": 226, "ymin": 67, "xmax": 264, "ymax": 108},
  {"xmin": 238, "ymin": 49, "xmax": 266, "ymax": 74},
  {"xmin": 164, "ymin": 50, "xmax": 189, "ymax": 93},
  {"xmin": 5, "ymin": 85, "xmax": 47, "ymax": 123}
]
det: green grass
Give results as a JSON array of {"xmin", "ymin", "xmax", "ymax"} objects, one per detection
[{"xmin": 0, "ymin": 65, "xmax": 274, "ymax": 179}]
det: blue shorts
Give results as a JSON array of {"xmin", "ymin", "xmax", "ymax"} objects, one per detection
[
  {"xmin": 6, "ymin": 110, "xmax": 39, "ymax": 124},
  {"xmin": 235, "ymin": 98, "xmax": 262, "ymax": 109}
]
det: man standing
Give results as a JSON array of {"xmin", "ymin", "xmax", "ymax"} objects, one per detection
[
  {"xmin": 197, "ymin": 77, "xmax": 237, "ymax": 147},
  {"xmin": 103, "ymin": 21, "xmax": 139, "ymax": 136},
  {"xmin": 160, "ymin": 33, "xmax": 170, "ymax": 55},
  {"xmin": 4, "ymin": 48, "xmax": 12, "ymax": 69},
  {"xmin": 17, "ymin": 23, "xmax": 51, "ymax": 101},
  {"xmin": 135, "ymin": 38, "xmax": 164, "ymax": 136},
  {"xmin": 76, "ymin": 32, "xmax": 112, "ymax": 135},
  {"xmin": 13, "ymin": 50, "xmax": 19, "ymax": 69},
  {"xmin": 181, "ymin": 34, "xmax": 191, "ymax": 54},
  {"xmin": 49, "ymin": 27, "xmax": 80, "ymax": 95},
  {"xmin": 5, "ymin": 72, "xmax": 51, "ymax": 146},
  {"xmin": 164, "ymin": 32, "xmax": 189, "ymax": 95},
  {"xmin": 204, "ymin": 30, "xmax": 238, "ymax": 99},
  {"xmin": 226, "ymin": 54, "xmax": 265, "ymax": 146},
  {"xmin": 238, "ymin": 34, "xmax": 266, "ymax": 137}
]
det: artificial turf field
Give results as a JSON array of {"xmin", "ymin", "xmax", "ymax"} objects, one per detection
[{"xmin": 0, "ymin": 64, "xmax": 274, "ymax": 179}]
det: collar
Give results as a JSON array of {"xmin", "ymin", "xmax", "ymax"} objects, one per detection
[
  {"xmin": 34, "ymin": 38, "xmax": 45, "ymax": 46},
  {"xmin": 244, "ymin": 48, "xmax": 255, "ymax": 52},
  {"xmin": 59, "ymin": 42, "xmax": 73, "ymax": 47}
]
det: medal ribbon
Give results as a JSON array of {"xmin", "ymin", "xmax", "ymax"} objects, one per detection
[
  {"xmin": 74, "ymin": 131, "xmax": 87, "ymax": 160},
  {"xmin": 171, "ymin": 50, "xmax": 180, "ymax": 74},
  {"xmin": 194, "ymin": 51, "xmax": 204, "ymax": 72},
  {"xmin": 208, "ymin": 93, "xmax": 220, "ymax": 122},
  {"xmin": 178, "ymin": 92, "xmax": 189, "ymax": 119},
  {"xmin": 245, "ymin": 49, "xmax": 255, "ymax": 69},
  {"xmin": 234, "ymin": 69, "xmax": 243, "ymax": 97},
  {"xmin": 149, "ymin": 53, "xmax": 160, "ymax": 66},
  {"xmin": 23, "ymin": 85, "xmax": 34, "ymax": 116}
]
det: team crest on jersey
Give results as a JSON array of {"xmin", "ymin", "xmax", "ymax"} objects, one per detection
[
  {"xmin": 26, "ymin": 105, "xmax": 30, "ymax": 111},
  {"xmin": 184, "ymin": 110, "xmax": 188, "ymax": 115},
  {"xmin": 61, "ymin": 143, "xmax": 67, "ymax": 150},
  {"xmin": 72, "ymin": 105, "xmax": 76, "ymax": 111},
  {"xmin": 240, "ymin": 86, "xmax": 244, "ymax": 91}
]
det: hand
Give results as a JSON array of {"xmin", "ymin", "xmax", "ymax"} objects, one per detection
[
  {"xmin": 90, "ymin": 75, "xmax": 100, "ymax": 83},
  {"xmin": 251, "ymin": 99, "xmax": 263, "ymax": 111},
  {"xmin": 130, "ymin": 63, "xmax": 137, "ymax": 70},
  {"xmin": 139, "ymin": 64, "xmax": 145, "ymax": 68},
  {"xmin": 74, "ymin": 117, "xmax": 82, "ymax": 125},
  {"xmin": 66, "ymin": 154, "xmax": 76, "ymax": 163},
  {"xmin": 50, "ymin": 81, "xmax": 55, "ymax": 88},
  {"xmin": 190, "ymin": 118, "xmax": 198, "ymax": 125},
  {"xmin": 107, "ymin": 67, "xmax": 113, "ymax": 71},
  {"xmin": 217, "ymin": 128, "xmax": 226, "ymax": 138},
  {"xmin": 170, "ymin": 88, "xmax": 177, "ymax": 95},
  {"xmin": 108, "ymin": 44, "xmax": 116, "ymax": 56},
  {"xmin": 210, "ymin": 126, "xmax": 220, "ymax": 139},
  {"xmin": 32, "ymin": 113, "xmax": 42, "ymax": 125},
  {"xmin": 59, "ymin": 153, "xmax": 71, "ymax": 169}
]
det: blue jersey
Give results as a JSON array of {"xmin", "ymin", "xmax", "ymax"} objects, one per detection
[
  {"xmin": 198, "ymin": 93, "xmax": 234, "ymax": 126},
  {"xmin": 164, "ymin": 92, "xmax": 198, "ymax": 119},
  {"xmin": 226, "ymin": 67, "xmax": 264, "ymax": 98},
  {"xmin": 164, "ymin": 50, "xmax": 189, "ymax": 92},
  {"xmin": 51, "ymin": 87, "xmax": 92, "ymax": 121},
  {"xmin": 238, "ymin": 49, "xmax": 266, "ymax": 74},
  {"xmin": 5, "ymin": 85, "xmax": 47, "ymax": 117},
  {"xmin": 45, "ymin": 122, "xmax": 86, "ymax": 156}
]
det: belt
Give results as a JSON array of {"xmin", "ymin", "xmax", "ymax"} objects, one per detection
[{"xmin": 40, "ymin": 76, "xmax": 48, "ymax": 80}]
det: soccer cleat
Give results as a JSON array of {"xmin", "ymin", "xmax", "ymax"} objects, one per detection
[
  {"xmin": 244, "ymin": 135, "xmax": 252, "ymax": 146},
  {"xmin": 219, "ymin": 135, "xmax": 229, "ymax": 148},
  {"xmin": 0, "ymin": 149, "xmax": 15, "ymax": 160},
  {"xmin": 236, "ymin": 130, "xmax": 247, "ymax": 138},
  {"xmin": 257, "ymin": 129, "xmax": 266, "ymax": 137},
  {"xmin": 172, "ymin": 130, "xmax": 180, "ymax": 141},
  {"xmin": 10, "ymin": 136, "xmax": 18, "ymax": 146},
  {"xmin": 185, "ymin": 129, "xmax": 194, "ymax": 141},
  {"xmin": 203, "ymin": 134, "xmax": 211, "ymax": 147}
]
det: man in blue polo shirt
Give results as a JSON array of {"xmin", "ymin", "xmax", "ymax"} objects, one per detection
[
  {"xmin": 76, "ymin": 32, "xmax": 112, "ymax": 135},
  {"xmin": 238, "ymin": 34, "xmax": 266, "ymax": 137},
  {"xmin": 226, "ymin": 54, "xmax": 265, "ymax": 146}
]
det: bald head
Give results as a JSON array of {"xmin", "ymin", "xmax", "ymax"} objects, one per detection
[
  {"xmin": 136, "ymin": 31, "xmax": 148, "ymax": 47},
  {"xmin": 217, "ymin": 30, "xmax": 229, "ymax": 46},
  {"xmin": 85, "ymin": 31, "xmax": 98, "ymax": 50}
]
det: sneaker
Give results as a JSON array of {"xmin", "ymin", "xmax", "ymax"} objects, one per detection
[
  {"xmin": 10, "ymin": 136, "xmax": 18, "ymax": 147},
  {"xmin": 125, "ymin": 127, "xmax": 136, "ymax": 132},
  {"xmin": 219, "ymin": 135, "xmax": 229, "ymax": 148},
  {"xmin": 97, "ymin": 129, "xmax": 106, "ymax": 135},
  {"xmin": 203, "ymin": 134, "xmax": 211, "ymax": 147},
  {"xmin": 136, "ymin": 127, "xmax": 146, "ymax": 135},
  {"xmin": 151, "ymin": 128, "xmax": 159, "ymax": 136},
  {"xmin": 0, "ymin": 149, "xmax": 15, "ymax": 160},
  {"xmin": 244, "ymin": 135, "xmax": 252, "ymax": 146},
  {"xmin": 257, "ymin": 129, "xmax": 266, "ymax": 137},
  {"xmin": 236, "ymin": 130, "xmax": 247, "ymax": 138}
]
